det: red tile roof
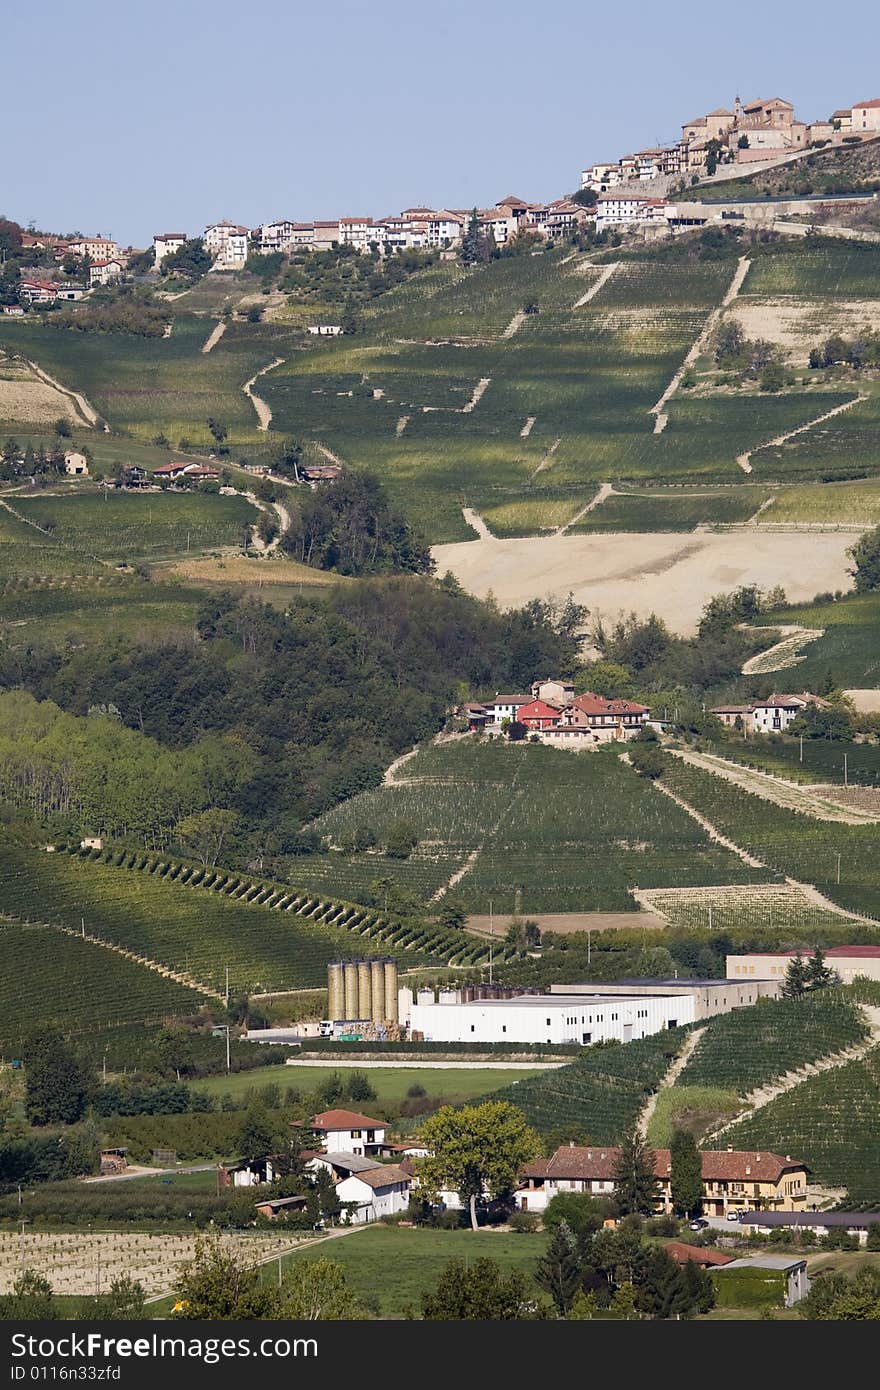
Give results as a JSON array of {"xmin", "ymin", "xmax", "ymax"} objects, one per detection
[
  {"xmin": 664, "ymin": 1241, "xmax": 734, "ymax": 1267},
  {"xmin": 749, "ymin": 946, "xmax": 880, "ymax": 959},
  {"xmin": 572, "ymin": 693, "xmax": 648, "ymax": 715},
  {"xmin": 517, "ymin": 699, "xmax": 563, "ymax": 722},
  {"xmin": 854, "ymin": 98, "xmax": 880, "ymax": 109},
  {"xmin": 311, "ymin": 1109, "xmax": 385, "ymax": 1130},
  {"xmin": 344, "ymin": 1165, "xmax": 412, "ymax": 1189},
  {"xmin": 522, "ymin": 1145, "xmax": 806, "ymax": 1183}
]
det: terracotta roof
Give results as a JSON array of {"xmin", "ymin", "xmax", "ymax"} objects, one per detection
[
  {"xmin": 831, "ymin": 109, "xmax": 852, "ymax": 119},
  {"xmin": 154, "ymin": 233, "xmax": 185, "ymax": 241},
  {"xmin": 664, "ymin": 1241, "xmax": 734, "ymax": 1267},
  {"xmin": 346, "ymin": 1165, "xmax": 412, "ymax": 1190},
  {"xmin": 572, "ymin": 693, "xmax": 648, "ymax": 715},
  {"xmin": 524, "ymin": 1145, "xmax": 806, "ymax": 1183},
  {"xmin": 311, "ymin": 1109, "xmax": 384, "ymax": 1130},
  {"xmin": 518, "ymin": 699, "xmax": 564, "ymax": 721},
  {"xmin": 492, "ymin": 694, "xmax": 530, "ymax": 705}
]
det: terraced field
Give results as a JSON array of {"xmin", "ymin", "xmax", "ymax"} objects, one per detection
[
  {"xmin": 297, "ymin": 741, "xmax": 768, "ymax": 914},
  {"xmin": 721, "ymin": 1045, "xmax": 880, "ymax": 1203},
  {"xmin": 0, "ymin": 919, "xmax": 208, "ymax": 1053},
  {"xmin": 636, "ymin": 883, "xmax": 865, "ymax": 938},
  {"xmin": 676, "ymin": 990, "xmax": 869, "ymax": 1096}
]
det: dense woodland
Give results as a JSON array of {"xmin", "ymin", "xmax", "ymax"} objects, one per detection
[{"xmin": 0, "ymin": 579, "xmax": 579, "ymax": 863}]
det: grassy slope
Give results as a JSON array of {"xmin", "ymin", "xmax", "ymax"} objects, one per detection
[
  {"xmin": 754, "ymin": 591, "xmax": 880, "ymax": 688},
  {"xmin": 188, "ymin": 1064, "xmax": 547, "ymax": 1104}
]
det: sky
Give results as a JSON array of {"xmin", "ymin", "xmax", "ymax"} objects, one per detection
[{"xmin": 3, "ymin": 0, "xmax": 880, "ymax": 247}]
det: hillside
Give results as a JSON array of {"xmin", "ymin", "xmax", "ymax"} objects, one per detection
[{"xmin": 689, "ymin": 136, "xmax": 880, "ymax": 204}]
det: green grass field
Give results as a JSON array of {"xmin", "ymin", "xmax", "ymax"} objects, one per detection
[
  {"xmin": 187, "ymin": 1063, "xmax": 548, "ymax": 1103},
  {"xmin": 13, "ymin": 490, "xmax": 259, "ymax": 560},
  {"xmin": 751, "ymin": 590, "xmax": 880, "ymax": 689},
  {"xmin": 283, "ymin": 1224, "xmax": 550, "ymax": 1318}
]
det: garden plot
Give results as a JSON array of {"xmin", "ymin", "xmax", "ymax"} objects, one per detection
[{"xmin": 0, "ymin": 1232, "xmax": 310, "ymax": 1297}]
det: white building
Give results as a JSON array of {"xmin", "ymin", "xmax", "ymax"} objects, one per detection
[
  {"xmin": 335, "ymin": 1165, "xmax": 413, "ymax": 1223},
  {"xmin": 712, "ymin": 692, "xmax": 831, "ymax": 735},
  {"xmin": 310, "ymin": 1109, "xmax": 386, "ymax": 1157},
  {"xmin": 727, "ymin": 946, "xmax": 880, "ymax": 985},
  {"xmin": 851, "ymin": 98, "xmax": 880, "ymax": 133},
  {"xmin": 596, "ymin": 196, "xmax": 672, "ymax": 231},
  {"xmin": 486, "ymin": 693, "xmax": 531, "ymax": 723},
  {"xmin": 64, "ymin": 451, "xmax": 89, "ymax": 476},
  {"xmin": 153, "ymin": 233, "xmax": 185, "ymax": 268},
  {"xmin": 409, "ymin": 991, "xmax": 693, "ymax": 1046},
  {"xmin": 89, "ymin": 259, "xmax": 124, "ymax": 287},
  {"xmin": 204, "ymin": 221, "xmax": 250, "ymax": 268}
]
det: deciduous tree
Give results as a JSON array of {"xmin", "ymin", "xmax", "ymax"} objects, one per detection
[{"xmin": 417, "ymin": 1101, "xmax": 540, "ymax": 1230}]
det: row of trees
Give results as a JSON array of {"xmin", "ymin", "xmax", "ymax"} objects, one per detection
[{"xmin": 809, "ymin": 332, "xmax": 880, "ymax": 370}]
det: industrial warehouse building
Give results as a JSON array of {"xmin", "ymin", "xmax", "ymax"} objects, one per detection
[
  {"xmin": 549, "ymin": 977, "xmax": 780, "ymax": 1020},
  {"xmin": 409, "ymin": 990, "xmax": 691, "ymax": 1045},
  {"xmin": 726, "ymin": 946, "xmax": 880, "ymax": 985}
]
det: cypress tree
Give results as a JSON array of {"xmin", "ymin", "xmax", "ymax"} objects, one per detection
[
  {"xmin": 670, "ymin": 1128, "xmax": 704, "ymax": 1217},
  {"xmin": 781, "ymin": 952, "xmax": 807, "ymax": 999},
  {"xmin": 535, "ymin": 1219, "xmax": 581, "ymax": 1316},
  {"xmin": 613, "ymin": 1130, "xmax": 660, "ymax": 1215}
]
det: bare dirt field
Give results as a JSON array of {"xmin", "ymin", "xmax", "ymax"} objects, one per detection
[
  {"xmin": 162, "ymin": 553, "xmax": 349, "ymax": 588},
  {"xmin": 728, "ymin": 297, "xmax": 880, "ymax": 356},
  {"xmin": 466, "ymin": 912, "xmax": 663, "ymax": 936},
  {"xmin": 845, "ymin": 689, "xmax": 880, "ymax": 713},
  {"xmin": 0, "ymin": 354, "xmax": 80, "ymax": 425},
  {"xmin": 432, "ymin": 529, "xmax": 857, "ymax": 636}
]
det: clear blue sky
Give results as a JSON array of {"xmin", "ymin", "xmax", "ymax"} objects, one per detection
[{"xmin": 3, "ymin": 0, "xmax": 879, "ymax": 246}]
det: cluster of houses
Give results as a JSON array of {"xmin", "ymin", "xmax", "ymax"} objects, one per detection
[
  {"xmin": 582, "ymin": 93, "xmax": 880, "ymax": 195},
  {"xmin": 711, "ymin": 691, "xmax": 831, "ymax": 735},
  {"xmin": 463, "ymin": 678, "xmax": 652, "ymax": 747},
  {"xmin": 221, "ymin": 1103, "xmax": 821, "ymax": 1234}
]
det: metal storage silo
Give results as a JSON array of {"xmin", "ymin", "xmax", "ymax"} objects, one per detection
[
  {"xmin": 343, "ymin": 961, "xmax": 359, "ymax": 1021},
  {"xmin": 357, "ymin": 960, "xmax": 372, "ymax": 1021},
  {"xmin": 327, "ymin": 962, "xmax": 345, "ymax": 1020},
  {"xmin": 370, "ymin": 958, "xmax": 385, "ymax": 1023},
  {"xmin": 383, "ymin": 958, "xmax": 399, "ymax": 1023}
]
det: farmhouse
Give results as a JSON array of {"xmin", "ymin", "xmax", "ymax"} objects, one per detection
[
  {"xmin": 204, "ymin": 221, "xmax": 249, "ymax": 268},
  {"xmin": 310, "ymin": 1109, "xmax": 386, "ymax": 1157},
  {"xmin": 727, "ymin": 945, "xmax": 880, "ymax": 985},
  {"xmin": 151, "ymin": 461, "xmax": 219, "ymax": 482},
  {"xmin": 253, "ymin": 1194, "xmax": 309, "ymax": 1220},
  {"xmin": 334, "ymin": 1165, "xmax": 413, "ymax": 1224},
  {"xmin": 18, "ymin": 279, "xmax": 63, "ymax": 304},
  {"xmin": 515, "ymin": 1145, "xmax": 808, "ymax": 1216},
  {"xmin": 70, "ymin": 237, "xmax": 119, "ymax": 262},
  {"xmin": 89, "ymin": 259, "xmax": 124, "ymax": 287},
  {"xmin": 219, "ymin": 1156, "xmax": 278, "ymax": 1189},
  {"xmin": 663, "ymin": 1241, "xmax": 734, "ymax": 1268},
  {"xmin": 64, "ymin": 452, "xmax": 89, "ymax": 476},
  {"xmin": 736, "ymin": 1210, "xmax": 880, "ymax": 1245},
  {"xmin": 711, "ymin": 691, "xmax": 830, "ymax": 734}
]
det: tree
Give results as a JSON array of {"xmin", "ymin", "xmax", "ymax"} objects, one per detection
[
  {"xmin": 628, "ymin": 742, "xmax": 664, "ymax": 779},
  {"xmin": 613, "ymin": 1131, "xmax": 660, "ymax": 1216},
  {"xmin": 460, "ymin": 209, "xmax": 489, "ymax": 267},
  {"xmin": 176, "ymin": 808, "xmax": 240, "ymax": 867},
  {"xmin": 340, "ymin": 297, "xmax": 361, "ymax": 335},
  {"xmin": 281, "ymin": 1257, "xmax": 367, "ymax": 1319},
  {"xmin": 162, "ymin": 238, "xmax": 212, "ymax": 281},
  {"xmin": 437, "ymin": 897, "xmax": 466, "ymax": 930},
  {"xmin": 760, "ymin": 361, "xmax": 786, "ymax": 392},
  {"xmin": 543, "ymin": 1191, "xmax": 605, "ymax": 1238},
  {"xmin": 535, "ymin": 1219, "xmax": 581, "ymax": 1316},
  {"xmin": 171, "ymin": 1239, "xmax": 279, "ymax": 1319},
  {"xmin": 89, "ymin": 1275, "xmax": 147, "ymax": 1320},
  {"xmin": 54, "ymin": 417, "xmax": 72, "ymax": 439},
  {"xmin": 0, "ymin": 1271, "xmax": 58, "ymax": 1321},
  {"xmin": 23, "ymin": 1027, "xmax": 93, "ymax": 1126},
  {"xmin": 781, "ymin": 952, "xmax": 808, "ymax": 999},
  {"xmin": 737, "ymin": 134, "xmax": 750, "ymax": 149},
  {"xmin": 804, "ymin": 946, "xmax": 837, "ymax": 991},
  {"xmin": 206, "ymin": 417, "xmax": 228, "ymax": 448},
  {"xmin": 635, "ymin": 1247, "xmax": 691, "ymax": 1320},
  {"xmin": 669, "ymin": 1128, "xmax": 703, "ymax": 1217},
  {"xmin": 385, "ymin": 819, "xmax": 418, "ymax": 859},
  {"xmin": 236, "ymin": 1103, "xmax": 278, "ymax": 1157},
  {"xmin": 681, "ymin": 1258, "xmax": 715, "ymax": 1315},
  {"xmin": 568, "ymin": 1288, "xmax": 601, "ymax": 1318},
  {"xmin": 714, "ymin": 320, "xmax": 745, "ymax": 364},
  {"xmin": 420, "ymin": 1257, "xmax": 537, "ymax": 1318},
  {"xmin": 346, "ymin": 1070, "xmax": 376, "ymax": 1102},
  {"xmin": 417, "ymin": 1101, "xmax": 540, "ymax": 1230},
  {"xmin": 848, "ymin": 526, "xmax": 880, "ymax": 593}
]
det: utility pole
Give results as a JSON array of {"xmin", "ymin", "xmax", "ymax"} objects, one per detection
[
  {"xmin": 82, "ymin": 916, "xmax": 85, "ymax": 938},
  {"xmin": 587, "ymin": 928, "xmax": 592, "ymax": 967},
  {"xmin": 225, "ymin": 964, "xmax": 229, "ymax": 1007},
  {"xmin": 844, "ymin": 753, "xmax": 848, "ymax": 787},
  {"xmin": 799, "ymin": 735, "xmax": 803, "ymax": 763},
  {"xmin": 225, "ymin": 1025, "xmax": 231, "ymax": 1073},
  {"xmin": 836, "ymin": 853, "xmax": 841, "ymax": 886}
]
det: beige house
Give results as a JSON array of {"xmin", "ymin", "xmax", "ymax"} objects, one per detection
[
  {"xmin": 727, "ymin": 946, "xmax": 880, "ymax": 986},
  {"xmin": 851, "ymin": 98, "xmax": 880, "ymax": 133},
  {"xmin": 153, "ymin": 233, "xmax": 185, "ymax": 267},
  {"xmin": 89, "ymin": 259, "xmax": 123, "ymax": 287},
  {"xmin": 516, "ymin": 1145, "xmax": 809, "ymax": 1216},
  {"xmin": 64, "ymin": 451, "xmax": 89, "ymax": 476},
  {"xmin": 70, "ymin": 237, "xmax": 119, "ymax": 262}
]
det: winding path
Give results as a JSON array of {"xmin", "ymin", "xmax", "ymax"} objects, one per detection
[
  {"xmin": 736, "ymin": 394, "xmax": 865, "ymax": 474},
  {"xmin": 650, "ymin": 257, "xmax": 751, "ymax": 434},
  {"xmin": 243, "ymin": 356, "xmax": 285, "ymax": 430},
  {"xmin": 637, "ymin": 1026, "xmax": 706, "ymax": 1138},
  {"xmin": 24, "ymin": 359, "xmax": 103, "ymax": 429},
  {"xmin": 555, "ymin": 482, "xmax": 615, "ymax": 536},
  {"xmin": 462, "ymin": 507, "xmax": 495, "ymax": 540}
]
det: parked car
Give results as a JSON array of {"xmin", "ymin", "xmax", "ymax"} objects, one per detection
[
  {"xmin": 726, "ymin": 1211, "xmax": 742, "ymax": 1221},
  {"xmin": 689, "ymin": 1218, "xmax": 710, "ymax": 1231}
]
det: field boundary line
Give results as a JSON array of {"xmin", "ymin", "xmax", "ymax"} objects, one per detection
[
  {"xmin": 433, "ymin": 759, "xmax": 527, "ymax": 904},
  {"xmin": 704, "ymin": 1005, "xmax": 880, "ymax": 1142},
  {"xmin": 243, "ymin": 357, "xmax": 285, "ymax": 430},
  {"xmin": 202, "ymin": 319, "xmax": 227, "ymax": 354},
  {"xmin": 23, "ymin": 358, "xmax": 104, "ymax": 429},
  {"xmin": 650, "ymin": 256, "xmax": 751, "ymax": 433},
  {"xmin": 0, "ymin": 910, "xmax": 221, "ymax": 999},
  {"xmin": 638, "ymin": 1026, "xmax": 706, "ymax": 1138},
  {"xmin": 643, "ymin": 767, "xmax": 766, "ymax": 869},
  {"xmin": 668, "ymin": 748, "xmax": 880, "ymax": 824},
  {"xmin": 501, "ymin": 309, "xmax": 527, "ymax": 340},
  {"xmin": 462, "ymin": 506, "xmax": 495, "ymax": 540},
  {"xmin": 572, "ymin": 261, "xmax": 619, "ymax": 309},
  {"xmin": 737, "ymin": 393, "xmax": 866, "ymax": 474},
  {"xmin": 529, "ymin": 437, "xmax": 561, "ymax": 480},
  {"xmin": 556, "ymin": 482, "xmax": 615, "ymax": 536}
]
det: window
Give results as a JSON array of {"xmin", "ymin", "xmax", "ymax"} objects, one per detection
[
  {"xmin": 502, "ymin": 1025, "xmax": 507, "ymax": 1034},
  {"xmin": 546, "ymin": 1019, "xmax": 551, "ymax": 1027},
  {"xmin": 470, "ymin": 1025, "xmax": 475, "ymax": 1033},
  {"xmin": 351, "ymin": 1130, "xmax": 362, "ymax": 1139},
  {"xmin": 582, "ymin": 1032, "xmax": 592, "ymax": 1044}
]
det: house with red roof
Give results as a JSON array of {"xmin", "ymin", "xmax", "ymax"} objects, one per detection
[
  {"xmin": 711, "ymin": 692, "xmax": 830, "ymax": 735},
  {"xmin": 515, "ymin": 1144, "xmax": 808, "ymax": 1216},
  {"xmin": 310, "ymin": 1108, "xmax": 386, "ymax": 1156},
  {"xmin": 516, "ymin": 698, "xmax": 564, "ymax": 731}
]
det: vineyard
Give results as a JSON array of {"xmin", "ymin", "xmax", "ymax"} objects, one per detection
[
  {"xmin": 13, "ymin": 491, "xmax": 260, "ymax": 561},
  {"xmin": 675, "ymin": 990, "xmax": 870, "ymax": 1096},
  {"xmin": 0, "ymin": 840, "xmax": 506, "ymax": 1000},
  {"xmin": 295, "ymin": 740, "xmax": 766, "ymax": 914},
  {"xmin": 722, "ymin": 1046, "xmax": 880, "ymax": 1204},
  {"xmin": 658, "ymin": 757, "xmax": 880, "ymax": 919},
  {"xmin": 0, "ymin": 920, "xmax": 207, "ymax": 1053},
  {"xmin": 636, "ymin": 883, "xmax": 865, "ymax": 939},
  {"xmin": 712, "ymin": 738, "xmax": 880, "ymax": 789},
  {"xmin": 491, "ymin": 1028, "xmax": 687, "ymax": 1140}
]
